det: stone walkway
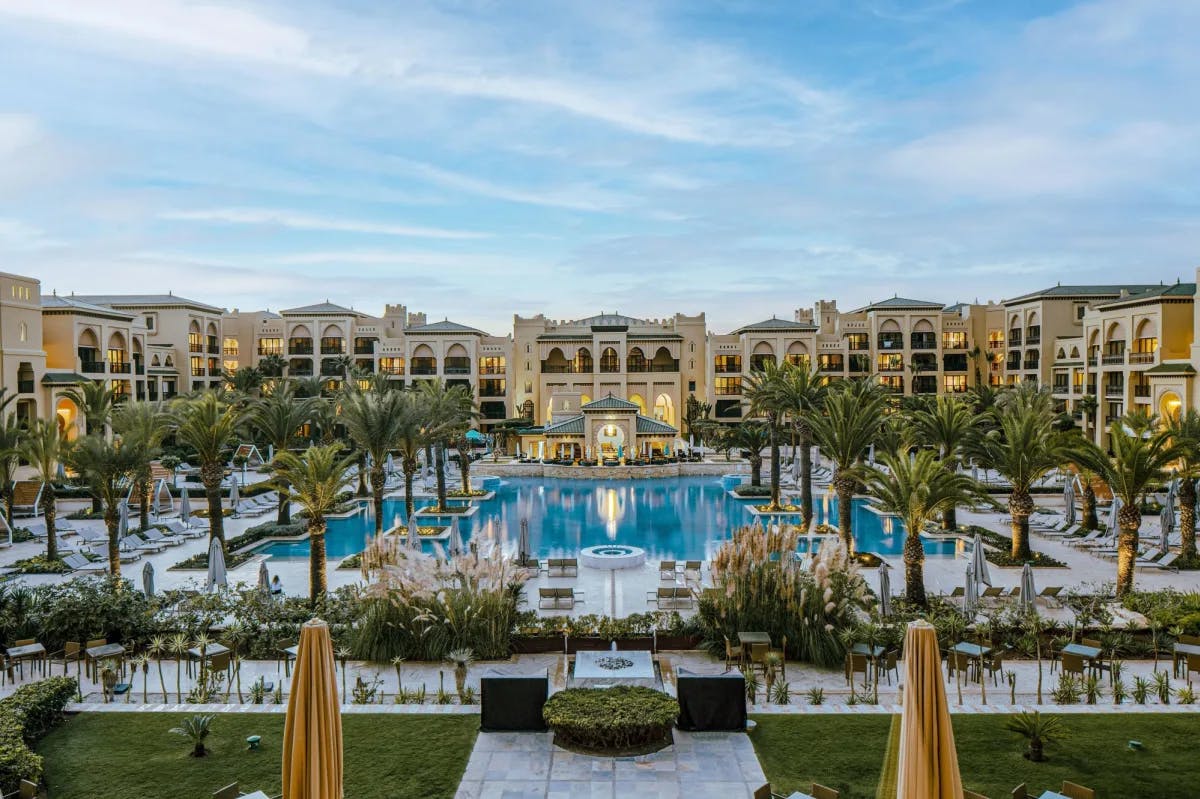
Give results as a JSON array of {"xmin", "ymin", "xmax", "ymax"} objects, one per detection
[{"xmin": 454, "ymin": 730, "xmax": 766, "ymax": 799}]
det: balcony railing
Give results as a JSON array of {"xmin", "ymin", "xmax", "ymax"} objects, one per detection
[
  {"xmin": 1086, "ymin": 356, "xmax": 1097, "ymax": 367},
  {"xmin": 353, "ymin": 344, "xmax": 376, "ymax": 355},
  {"xmin": 222, "ymin": 347, "xmax": 239, "ymax": 356},
  {"xmin": 1008, "ymin": 332, "xmax": 1022, "ymax": 346},
  {"xmin": 320, "ymin": 346, "xmax": 344, "ymax": 355},
  {"xmin": 135, "ymin": 364, "xmax": 145, "ymax": 375},
  {"xmin": 479, "ymin": 387, "xmax": 506, "ymax": 398},
  {"xmin": 1052, "ymin": 382, "xmax": 1070, "ymax": 393},
  {"xmin": 81, "ymin": 362, "xmax": 105, "ymax": 374},
  {"xmin": 410, "ymin": 366, "xmax": 437, "ymax": 376},
  {"xmin": 479, "ymin": 366, "xmax": 505, "ymax": 375},
  {"xmin": 1133, "ymin": 384, "xmax": 1151, "ymax": 398},
  {"xmin": 540, "ymin": 364, "xmax": 591, "ymax": 374},
  {"xmin": 1026, "ymin": 335, "xmax": 1041, "ymax": 345},
  {"xmin": 444, "ymin": 366, "xmax": 471, "ymax": 375},
  {"xmin": 1086, "ymin": 383, "xmax": 1096, "ymax": 395},
  {"xmin": 628, "ymin": 361, "xmax": 680, "ymax": 373},
  {"xmin": 1102, "ymin": 354, "xmax": 1126, "ymax": 365},
  {"xmin": 818, "ymin": 361, "xmax": 844, "ymax": 372},
  {"xmin": 289, "ymin": 368, "xmax": 313, "ymax": 377},
  {"xmin": 191, "ymin": 368, "xmax": 206, "ymax": 377},
  {"xmin": 110, "ymin": 362, "xmax": 131, "ymax": 374},
  {"xmin": 288, "ymin": 345, "xmax": 313, "ymax": 355},
  {"xmin": 1105, "ymin": 385, "xmax": 1125, "ymax": 397},
  {"xmin": 988, "ymin": 341, "xmax": 1004, "ymax": 350},
  {"xmin": 17, "ymin": 380, "xmax": 34, "ymax": 394},
  {"xmin": 1129, "ymin": 352, "xmax": 1156, "ymax": 365}
]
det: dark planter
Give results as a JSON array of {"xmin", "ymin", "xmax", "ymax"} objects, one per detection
[
  {"xmin": 655, "ymin": 633, "xmax": 703, "ymax": 651},
  {"xmin": 614, "ymin": 636, "xmax": 654, "ymax": 652},
  {"xmin": 566, "ymin": 636, "xmax": 610, "ymax": 654},
  {"xmin": 511, "ymin": 635, "xmax": 565, "ymax": 654}
]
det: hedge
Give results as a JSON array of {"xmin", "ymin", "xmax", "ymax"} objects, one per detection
[
  {"xmin": 542, "ymin": 686, "xmax": 677, "ymax": 752},
  {"xmin": 0, "ymin": 676, "xmax": 77, "ymax": 792},
  {"xmin": 170, "ymin": 520, "xmax": 306, "ymax": 570}
]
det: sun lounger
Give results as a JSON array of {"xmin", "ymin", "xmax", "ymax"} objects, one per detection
[
  {"xmin": 142, "ymin": 527, "xmax": 183, "ymax": 547},
  {"xmin": 63, "ymin": 552, "xmax": 107, "ymax": 573},
  {"xmin": 10, "ymin": 481, "xmax": 43, "ymax": 518},
  {"xmin": 683, "ymin": 560, "xmax": 703, "ymax": 581},
  {"xmin": 74, "ymin": 528, "xmax": 110, "ymax": 546},
  {"xmin": 646, "ymin": 587, "xmax": 694, "ymax": 609},
  {"xmin": 1035, "ymin": 586, "xmax": 1063, "ymax": 607},
  {"xmin": 659, "ymin": 560, "xmax": 677, "ymax": 580},
  {"xmin": 120, "ymin": 534, "xmax": 163, "ymax": 554},
  {"xmin": 1065, "ymin": 530, "xmax": 1106, "ymax": 547},
  {"xmin": 164, "ymin": 520, "xmax": 206, "ymax": 539},
  {"xmin": 538, "ymin": 587, "xmax": 584, "ymax": 610},
  {"xmin": 1137, "ymin": 550, "xmax": 1177, "ymax": 570},
  {"xmin": 546, "ymin": 558, "xmax": 578, "ymax": 577},
  {"xmin": 24, "ymin": 520, "xmax": 77, "ymax": 539}
]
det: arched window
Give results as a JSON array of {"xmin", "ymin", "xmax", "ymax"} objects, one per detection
[
  {"xmin": 573, "ymin": 347, "xmax": 593, "ymax": 374},
  {"xmin": 599, "ymin": 347, "xmax": 619, "ymax": 373},
  {"xmin": 627, "ymin": 347, "xmax": 646, "ymax": 372}
]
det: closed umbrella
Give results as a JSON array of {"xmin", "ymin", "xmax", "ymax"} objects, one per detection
[
  {"xmin": 792, "ymin": 447, "xmax": 801, "ymax": 484},
  {"xmin": 206, "ymin": 538, "xmax": 227, "ymax": 593},
  {"xmin": 1161, "ymin": 507, "xmax": 1172, "ymax": 553},
  {"xmin": 282, "ymin": 618, "xmax": 343, "ymax": 799},
  {"xmin": 259, "ymin": 561, "xmax": 271, "ymax": 595},
  {"xmin": 229, "ymin": 479, "xmax": 240, "ymax": 511},
  {"xmin": 180, "ymin": 490, "xmax": 192, "ymax": 525},
  {"xmin": 1108, "ymin": 496, "xmax": 1123, "ymax": 532},
  {"xmin": 142, "ymin": 561, "xmax": 155, "ymax": 597},
  {"xmin": 969, "ymin": 532, "xmax": 992, "ymax": 588},
  {"xmin": 385, "ymin": 453, "xmax": 395, "ymax": 476},
  {"xmin": 1019, "ymin": 563, "xmax": 1036, "ymax": 613},
  {"xmin": 406, "ymin": 515, "xmax": 420, "ymax": 549},
  {"xmin": 895, "ymin": 619, "xmax": 964, "ymax": 798},
  {"xmin": 448, "ymin": 516, "xmax": 464, "ymax": 557},
  {"xmin": 970, "ymin": 459, "xmax": 979, "ymax": 484},
  {"xmin": 1062, "ymin": 481, "xmax": 1076, "ymax": 527},
  {"xmin": 518, "ymin": 518, "xmax": 530, "ymax": 563},
  {"xmin": 963, "ymin": 566, "xmax": 978, "ymax": 619},
  {"xmin": 867, "ymin": 443, "xmax": 875, "ymax": 466},
  {"xmin": 877, "ymin": 563, "xmax": 891, "ymax": 618},
  {"xmin": 118, "ymin": 500, "xmax": 129, "ymax": 537}
]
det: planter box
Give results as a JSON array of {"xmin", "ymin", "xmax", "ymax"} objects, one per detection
[
  {"xmin": 510, "ymin": 635, "xmax": 565, "ymax": 654},
  {"xmin": 566, "ymin": 636, "xmax": 610, "ymax": 654},
  {"xmin": 614, "ymin": 636, "xmax": 655, "ymax": 652},
  {"xmin": 655, "ymin": 633, "xmax": 703, "ymax": 651}
]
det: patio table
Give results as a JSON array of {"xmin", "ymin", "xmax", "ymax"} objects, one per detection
[
  {"xmin": 1173, "ymin": 642, "xmax": 1200, "ymax": 677},
  {"xmin": 85, "ymin": 643, "xmax": 126, "ymax": 681},
  {"xmin": 786, "ymin": 792, "xmax": 816, "ymax": 799},
  {"xmin": 186, "ymin": 642, "xmax": 231, "ymax": 678},
  {"xmin": 280, "ymin": 644, "xmax": 299, "ymax": 677},
  {"xmin": 239, "ymin": 792, "xmax": 270, "ymax": 799},
  {"xmin": 952, "ymin": 642, "xmax": 990, "ymax": 658},
  {"xmin": 6, "ymin": 642, "xmax": 46, "ymax": 678},
  {"xmin": 1038, "ymin": 792, "xmax": 1069, "ymax": 799}
]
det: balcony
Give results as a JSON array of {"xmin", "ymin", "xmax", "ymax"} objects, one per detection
[
  {"xmin": 110, "ymin": 362, "xmax": 131, "ymax": 374},
  {"xmin": 913, "ymin": 377, "xmax": 938, "ymax": 395},
  {"xmin": 81, "ymin": 362, "xmax": 105, "ymax": 374},
  {"xmin": 1105, "ymin": 385, "xmax": 1125, "ymax": 398},
  {"xmin": 987, "ymin": 340, "xmax": 1004, "ymax": 350},
  {"xmin": 191, "ymin": 368, "xmax": 206, "ymax": 378},
  {"xmin": 910, "ymin": 334, "xmax": 936, "ymax": 350},
  {"xmin": 207, "ymin": 345, "xmax": 220, "ymax": 355},
  {"xmin": 627, "ymin": 361, "xmax": 679, "ymax": 373},
  {"xmin": 1086, "ymin": 356, "xmax": 1097, "ymax": 367},
  {"xmin": 289, "ymin": 367, "xmax": 313, "ymax": 377},
  {"xmin": 1133, "ymin": 384, "xmax": 1151, "ymax": 398},
  {"xmin": 942, "ymin": 354, "xmax": 968, "ymax": 372},
  {"xmin": 1086, "ymin": 383, "xmax": 1096, "ymax": 395},
  {"xmin": 848, "ymin": 356, "xmax": 870, "ymax": 373},
  {"xmin": 353, "ymin": 339, "xmax": 377, "ymax": 355},
  {"xmin": 1102, "ymin": 354, "xmax": 1126, "ymax": 365},
  {"xmin": 135, "ymin": 364, "xmax": 145, "ymax": 375},
  {"xmin": 818, "ymin": 359, "xmax": 844, "ymax": 373},
  {"xmin": 1008, "ymin": 331, "xmax": 1022, "ymax": 346},
  {"xmin": 288, "ymin": 345, "xmax": 313, "ymax": 356},
  {"xmin": 410, "ymin": 366, "xmax": 437, "ymax": 376},
  {"xmin": 479, "ymin": 365, "xmax": 505, "ymax": 375},
  {"xmin": 1052, "ymin": 381, "xmax": 1070, "ymax": 394},
  {"xmin": 222, "ymin": 347, "xmax": 239, "ymax": 357},
  {"xmin": 479, "ymin": 382, "xmax": 506, "ymax": 397},
  {"xmin": 444, "ymin": 366, "xmax": 471, "ymax": 375},
  {"xmin": 540, "ymin": 363, "xmax": 591, "ymax": 374},
  {"xmin": 17, "ymin": 379, "xmax": 34, "ymax": 394},
  {"xmin": 714, "ymin": 365, "xmax": 741, "ymax": 374},
  {"xmin": 878, "ymin": 334, "xmax": 904, "ymax": 351},
  {"xmin": 319, "ymin": 363, "xmax": 344, "ymax": 377},
  {"xmin": 1129, "ymin": 352, "xmax": 1156, "ymax": 365}
]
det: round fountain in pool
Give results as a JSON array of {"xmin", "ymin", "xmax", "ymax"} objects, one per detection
[{"xmin": 580, "ymin": 544, "xmax": 647, "ymax": 570}]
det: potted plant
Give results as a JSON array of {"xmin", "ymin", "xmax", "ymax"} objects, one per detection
[{"xmin": 1004, "ymin": 710, "xmax": 1066, "ymax": 762}]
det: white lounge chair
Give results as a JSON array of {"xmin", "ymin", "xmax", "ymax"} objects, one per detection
[
  {"xmin": 1139, "ymin": 551, "xmax": 1180, "ymax": 572},
  {"xmin": 63, "ymin": 552, "xmax": 107, "ymax": 573},
  {"xmin": 142, "ymin": 528, "xmax": 183, "ymax": 547},
  {"xmin": 120, "ymin": 534, "xmax": 163, "ymax": 554}
]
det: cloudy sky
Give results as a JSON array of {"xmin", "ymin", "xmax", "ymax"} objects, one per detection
[{"xmin": 1, "ymin": 0, "xmax": 1197, "ymax": 334}]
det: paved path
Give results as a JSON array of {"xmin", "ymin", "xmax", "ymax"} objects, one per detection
[{"xmin": 454, "ymin": 730, "xmax": 766, "ymax": 799}]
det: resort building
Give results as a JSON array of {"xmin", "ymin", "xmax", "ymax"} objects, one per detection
[{"xmin": 0, "ymin": 271, "xmax": 46, "ymax": 425}]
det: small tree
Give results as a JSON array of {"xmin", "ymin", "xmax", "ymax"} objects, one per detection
[
  {"xmin": 171, "ymin": 392, "xmax": 248, "ymax": 547},
  {"xmin": 170, "ymin": 714, "xmax": 214, "ymax": 757},
  {"xmin": 65, "ymin": 434, "xmax": 145, "ymax": 575},
  {"xmin": 19, "ymin": 418, "xmax": 68, "ymax": 561},
  {"xmin": 1004, "ymin": 711, "xmax": 1066, "ymax": 762}
]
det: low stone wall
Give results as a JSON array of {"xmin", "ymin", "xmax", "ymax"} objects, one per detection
[{"xmin": 472, "ymin": 461, "xmax": 747, "ymax": 480}]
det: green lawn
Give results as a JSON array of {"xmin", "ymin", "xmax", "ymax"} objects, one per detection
[
  {"xmin": 751, "ymin": 713, "xmax": 1198, "ymax": 799},
  {"xmin": 37, "ymin": 712, "xmax": 478, "ymax": 799}
]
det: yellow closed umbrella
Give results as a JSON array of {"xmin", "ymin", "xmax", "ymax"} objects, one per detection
[
  {"xmin": 896, "ymin": 619, "xmax": 963, "ymax": 799},
  {"xmin": 283, "ymin": 618, "xmax": 343, "ymax": 799}
]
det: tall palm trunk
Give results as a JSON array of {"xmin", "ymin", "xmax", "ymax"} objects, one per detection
[
  {"xmin": 903, "ymin": 529, "xmax": 926, "ymax": 606},
  {"xmin": 201, "ymin": 460, "xmax": 225, "ymax": 545},
  {"xmin": 1115, "ymin": 507, "xmax": 1142, "ymax": 597},
  {"xmin": 1081, "ymin": 483, "xmax": 1098, "ymax": 531},
  {"xmin": 458, "ymin": 448, "xmax": 472, "ymax": 494},
  {"xmin": 798, "ymin": 427, "xmax": 813, "ymax": 530},
  {"xmin": 1008, "ymin": 489, "xmax": 1034, "ymax": 561},
  {"xmin": 1180, "ymin": 479, "xmax": 1197, "ymax": 561},
  {"xmin": 309, "ymin": 517, "xmax": 327, "ymax": 605},
  {"xmin": 435, "ymin": 445, "xmax": 448, "ymax": 509},
  {"xmin": 105, "ymin": 504, "xmax": 121, "ymax": 576},
  {"xmin": 276, "ymin": 478, "xmax": 292, "ymax": 525},
  {"xmin": 403, "ymin": 467, "xmax": 415, "ymax": 519},
  {"xmin": 768, "ymin": 422, "xmax": 781, "ymax": 509},
  {"xmin": 834, "ymin": 471, "xmax": 855, "ymax": 553},
  {"xmin": 41, "ymin": 488, "xmax": 58, "ymax": 561},
  {"xmin": 749, "ymin": 455, "xmax": 762, "ymax": 486},
  {"xmin": 356, "ymin": 453, "xmax": 368, "ymax": 497},
  {"xmin": 369, "ymin": 466, "xmax": 386, "ymax": 535},
  {"xmin": 139, "ymin": 472, "xmax": 152, "ymax": 531}
]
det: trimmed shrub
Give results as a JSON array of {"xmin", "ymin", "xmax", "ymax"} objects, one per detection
[
  {"xmin": 542, "ymin": 687, "xmax": 678, "ymax": 752},
  {"xmin": 732, "ymin": 485, "xmax": 771, "ymax": 497},
  {"xmin": 170, "ymin": 520, "xmax": 306, "ymax": 570},
  {"xmin": 0, "ymin": 676, "xmax": 78, "ymax": 792}
]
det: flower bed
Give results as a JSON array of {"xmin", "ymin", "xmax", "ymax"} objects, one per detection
[
  {"xmin": 965, "ymin": 526, "xmax": 1067, "ymax": 568},
  {"xmin": 445, "ymin": 489, "xmax": 489, "ymax": 498},
  {"xmin": 9, "ymin": 556, "xmax": 76, "ymax": 575},
  {"xmin": 542, "ymin": 686, "xmax": 678, "ymax": 754},
  {"xmin": 732, "ymin": 485, "xmax": 771, "ymax": 497}
]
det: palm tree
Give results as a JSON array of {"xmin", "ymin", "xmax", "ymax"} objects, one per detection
[
  {"xmin": 393, "ymin": 392, "xmax": 429, "ymax": 521},
  {"xmin": 223, "ymin": 366, "xmax": 264, "ymax": 397},
  {"xmin": 65, "ymin": 434, "xmax": 145, "ymax": 575},
  {"xmin": 968, "ymin": 385, "xmax": 1076, "ymax": 561},
  {"xmin": 1164, "ymin": 409, "xmax": 1200, "ymax": 561},
  {"xmin": 171, "ymin": 392, "xmax": 248, "ymax": 546},
  {"xmin": 258, "ymin": 353, "xmax": 286, "ymax": 380},
  {"xmin": 62, "ymin": 380, "xmax": 116, "ymax": 436},
  {"xmin": 807, "ymin": 383, "xmax": 887, "ymax": 553},
  {"xmin": 1077, "ymin": 394, "xmax": 1099, "ymax": 441},
  {"xmin": 340, "ymin": 390, "xmax": 405, "ymax": 534},
  {"xmin": 742, "ymin": 361, "xmax": 789, "ymax": 511},
  {"xmin": 863, "ymin": 451, "xmax": 982, "ymax": 605},
  {"xmin": 418, "ymin": 381, "xmax": 476, "ymax": 510},
  {"xmin": 729, "ymin": 421, "xmax": 770, "ymax": 486},
  {"xmin": 774, "ymin": 362, "xmax": 825, "ymax": 528},
  {"xmin": 112, "ymin": 400, "xmax": 171, "ymax": 530},
  {"xmin": 911, "ymin": 396, "xmax": 976, "ymax": 530},
  {"xmin": 0, "ymin": 413, "xmax": 23, "ymax": 522},
  {"xmin": 1078, "ymin": 421, "xmax": 1182, "ymax": 596},
  {"xmin": 19, "ymin": 419, "xmax": 68, "ymax": 561},
  {"xmin": 271, "ymin": 444, "xmax": 355, "ymax": 604},
  {"xmin": 249, "ymin": 384, "xmax": 315, "ymax": 525}
]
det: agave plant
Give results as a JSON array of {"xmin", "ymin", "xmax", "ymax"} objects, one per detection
[
  {"xmin": 1004, "ymin": 710, "xmax": 1066, "ymax": 762},
  {"xmin": 170, "ymin": 713, "xmax": 214, "ymax": 757},
  {"xmin": 445, "ymin": 648, "xmax": 475, "ymax": 700}
]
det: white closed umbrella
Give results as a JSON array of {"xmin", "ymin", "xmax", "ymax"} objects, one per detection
[
  {"xmin": 1019, "ymin": 562, "xmax": 1035, "ymax": 612},
  {"xmin": 229, "ymin": 479, "xmax": 240, "ymax": 510},
  {"xmin": 385, "ymin": 453, "xmax": 395, "ymax": 476},
  {"xmin": 963, "ymin": 566, "xmax": 978, "ymax": 619},
  {"xmin": 867, "ymin": 443, "xmax": 875, "ymax": 466},
  {"xmin": 448, "ymin": 516, "xmax": 464, "ymax": 557},
  {"xmin": 142, "ymin": 561, "xmax": 155, "ymax": 597},
  {"xmin": 118, "ymin": 500, "xmax": 129, "ymax": 536},
  {"xmin": 407, "ymin": 514, "xmax": 420, "ymax": 549},
  {"xmin": 1062, "ymin": 481, "xmax": 1076, "ymax": 527},
  {"xmin": 1161, "ymin": 507, "xmax": 1172, "ymax": 552},
  {"xmin": 969, "ymin": 532, "xmax": 992, "ymax": 588},
  {"xmin": 877, "ymin": 563, "xmax": 891, "ymax": 618},
  {"xmin": 792, "ymin": 447, "xmax": 801, "ymax": 483},
  {"xmin": 259, "ymin": 561, "xmax": 270, "ymax": 595},
  {"xmin": 180, "ymin": 490, "xmax": 192, "ymax": 525},
  {"xmin": 206, "ymin": 538, "xmax": 227, "ymax": 593}
]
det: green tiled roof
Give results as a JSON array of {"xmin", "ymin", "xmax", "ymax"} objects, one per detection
[
  {"xmin": 1002, "ymin": 284, "xmax": 1161, "ymax": 305},
  {"xmin": 732, "ymin": 317, "xmax": 817, "ymax": 335},
  {"xmin": 582, "ymin": 395, "xmax": 640, "ymax": 411},
  {"xmin": 408, "ymin": 319, "xmax": 488, "ymax": 335},
  {"xmin": 543, "ymin": 417, "xmax": 585, "ymax": 435},
  {"xmin": 1095, "ymin": 283, "xmax": 1196, "ymax": 310},
  {"xmin": 635, "ymin": 415, "xmax": 677, "ymax": 435},
  {"xmin": 1144, "ymin": 362, "xmax": 1197, "ymax": 376},
  {"xmin": 41, "ymin": 372, "xmax": 91, "ymax": 385}
]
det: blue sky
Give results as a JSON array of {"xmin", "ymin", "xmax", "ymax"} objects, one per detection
[{"xmin": 0, "ymin": 0, "xmax": 1197, "ymax": 334}]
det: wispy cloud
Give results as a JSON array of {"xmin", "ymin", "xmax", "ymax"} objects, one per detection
[{"xmin": 159, "ymin": 207, "xmax": 487, "ymax": 239}]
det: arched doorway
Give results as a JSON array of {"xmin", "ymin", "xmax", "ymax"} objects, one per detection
[
  {"xmin": 596, "ymin": 422, "xmax": 626, "ymax": 458},
  {"xmin": 653, "ymin": 393, "xmax": 674, "ymax": 426}
]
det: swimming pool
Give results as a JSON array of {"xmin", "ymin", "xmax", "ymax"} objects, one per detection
[{"xmin": 258, "ymin": 476, "xmax": 959, "ymax": 561}]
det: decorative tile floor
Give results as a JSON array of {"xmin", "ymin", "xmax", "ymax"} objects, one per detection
[{"xmin": 454, "ymin": 730, "xmax": 767, "ymax": 799}]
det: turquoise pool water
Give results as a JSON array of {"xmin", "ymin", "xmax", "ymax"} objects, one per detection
[{"xmin": 258, "ymin": 476, "xmax": 959, "ymax": 561}]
